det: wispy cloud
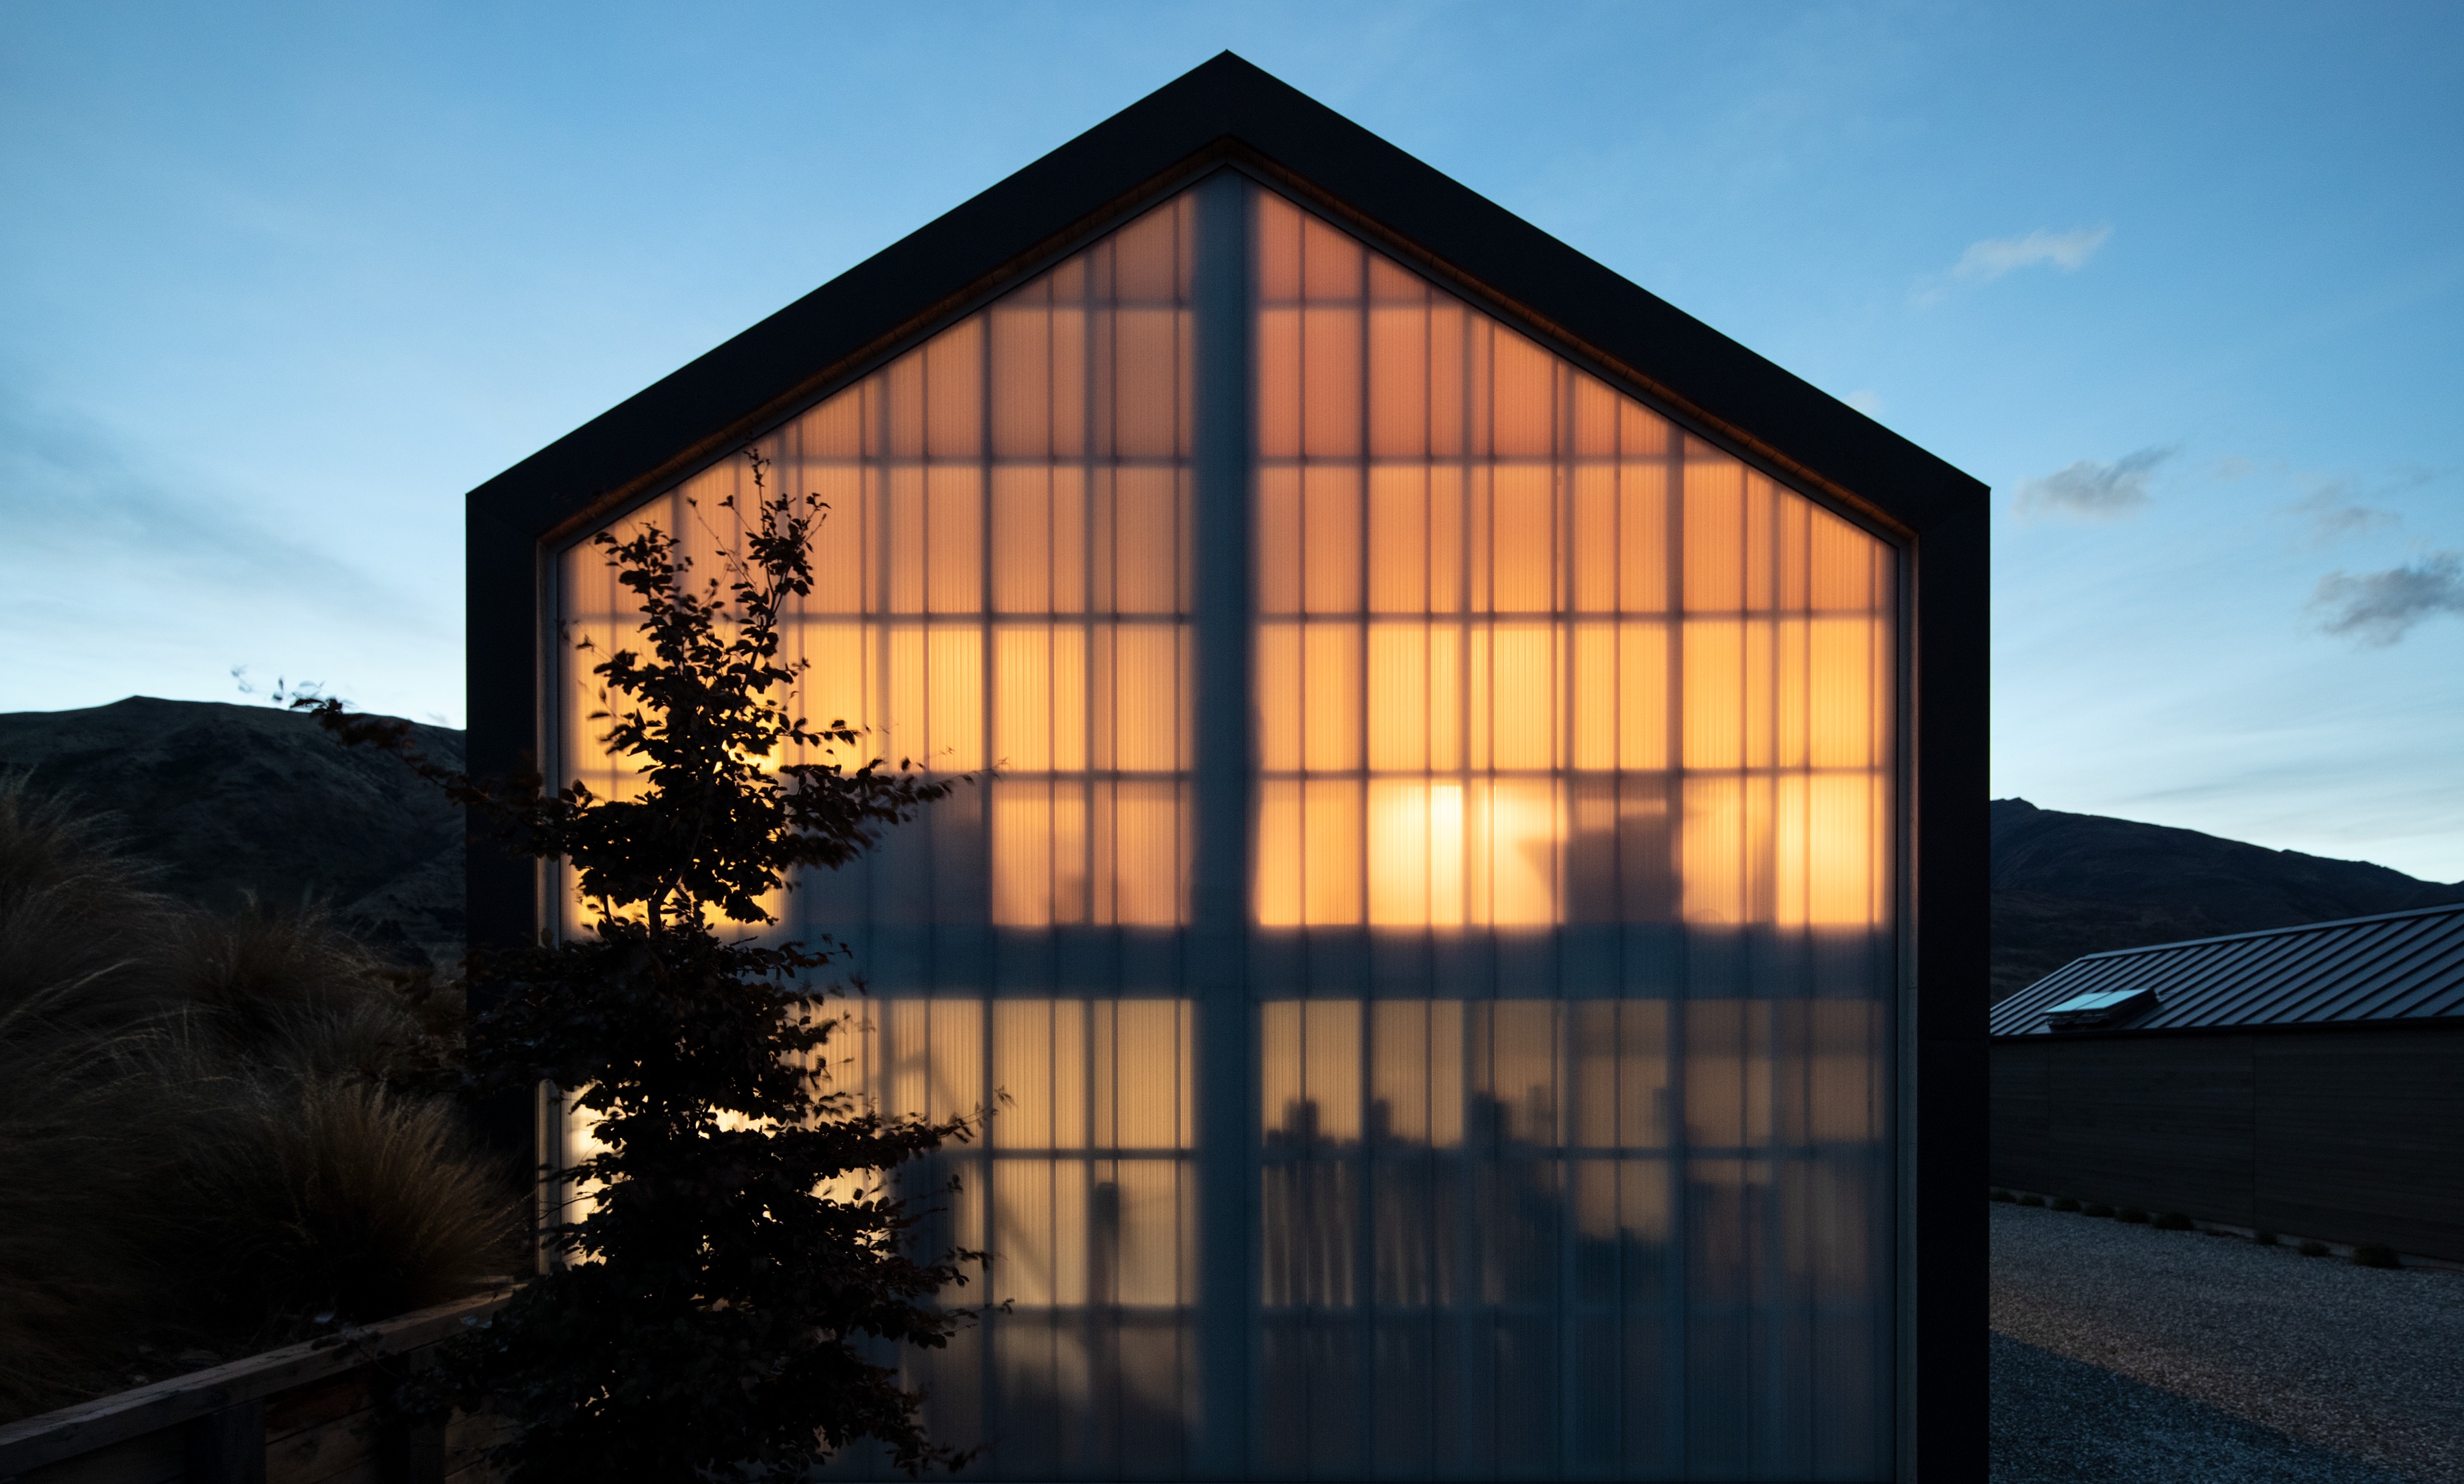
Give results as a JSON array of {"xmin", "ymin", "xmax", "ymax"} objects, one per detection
[
  {"xmin": 2289, "ymin": 480, "xmax": 2402, "ymax": 545},
  {"xmin": 2013, "ymin": 445, "xmax": 2175, "ymax": 520},
  {"xmin": 2278, "ymin": 465, "xmax": 2437, "ymax": 547},
  {"xmin": 2310, "ymin": 553, "xmax": 2464, "ymax": 645},
  {"xmin": 1913, "ymin": 224, "xmax": 2111, "ymax": 305},
  {"xmin": 0, "ymin": 377, "xmax": 373, "ymax": 601},
  {"xmin": 1952, "ymin": 225, "xmax": 2112, "ymax": 282}
]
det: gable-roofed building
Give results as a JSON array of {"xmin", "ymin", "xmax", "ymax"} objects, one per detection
[
  {"xmin": 465, "ymin": 53, "xmax": 1986, "ymax": 1481},
  {"xmin": 1992, "ymin": 903, "xmax": 2464, "ymax": 1261}
]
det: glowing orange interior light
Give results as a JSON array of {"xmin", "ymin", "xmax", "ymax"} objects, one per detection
[
  {"xmin": 1247, "ymin": 192, "xmax": 1893, "ymax": 932},
  {"xmin": 551, "ymin": 179, "xmax": 1899, "ymax": 1464}
]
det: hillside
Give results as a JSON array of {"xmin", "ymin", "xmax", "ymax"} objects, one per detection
[
  {"xmin": 0, "ymin": 696, "xmax": 463, "ymax": 968},
  {"xmin": 1990, "ymin": 798, "xmax": 2464, "ymax": 1001}
]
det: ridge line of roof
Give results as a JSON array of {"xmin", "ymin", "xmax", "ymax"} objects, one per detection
[
  {"xmin": 462, "ymin": 51, "xmax": 1985, "ymax": 551},
  {"xmin": 2062, "ymin": 900, "xmax": 2464, "ymax": 963}
]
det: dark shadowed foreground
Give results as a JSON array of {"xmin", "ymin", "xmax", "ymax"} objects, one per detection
[
  {"xmin": 1991, "ymin": 1335, "xmax": 2414, "ymax": 1483},
  {"xmin": 0, "ymin": 783, "xmax": 512, "ymax": 1421},
  {"xmin": 1989, "ymin": 1202, "xmax": 2464, "ymax": 1482}
]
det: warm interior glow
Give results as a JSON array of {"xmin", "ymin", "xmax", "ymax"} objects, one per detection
[
  {"xmin": 1250, "ymin": 192, "xmax": 1894, "ymax": 931},
  {"xmin": 557, "ymin": 180, "xmax": 1900, "ymax": 1477},
  {"xmin": 822, "ymin": 995, "xmax": 1197, "ymax": 1312},
  {"xmin": 559, "ymin": 196, "xmax": 1197, "ymax": 933}
]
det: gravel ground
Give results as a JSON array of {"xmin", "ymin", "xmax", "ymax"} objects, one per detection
[
  {"xmin": 1993, "ymin": 1332, "xmax": 2417, "ymax": 1483},
  {"xmin": 1992, "ymin": 1202, "xmax": 2464, "ymax": 1483}
]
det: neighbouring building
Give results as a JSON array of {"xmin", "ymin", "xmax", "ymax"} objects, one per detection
[
  {"xmin": 465, "ymin": 54, "xmax": 1987, "ymax": 1482},
  {"xmin": 1991, "ymin": 903, "xmax": 2464, "ymax": 1260}
]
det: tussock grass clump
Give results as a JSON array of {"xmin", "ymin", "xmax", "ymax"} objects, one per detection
[
  {"xmin": 2051, "ymin": 1196, "xmax": 2082, "ymax": 1212},
  {"xmin": 179, "ymin": 1074, "xmax": 512, "ymax": 1331},
  {"xmin": 2154, "ymin": 1211, "xmax": 2195, "ymax": 1230},
  {"xmin": 1989, "ymin": 1189, "xmax": 2016, "ymax": 1202},
  {"xmin": 0, "ymin": 785, "xmax": 184, "ymax": 1027},
  {"xmin": 2255, "ymin": 1229, "xmax": 2281, "ymax": 1245},
  {"xmin": 2351, "ymin": 1243, "xmax": 2401, "ymax": 1269},
  {"xmin": 0, "ymin": 1015, "xmax": 177, "ymax": 1417},
  {"xmin": 2017, "ymin": 1193, "xmax": 2046, "ymax": 1208},
  {"xmin": 0, "ymin": 778, "xmax": 515, "ymax": 1421},
  {"xmin": 2116, "ymin": 1207, "xmax": 2151, "ymax": 1224},
  {"xmin": 2299, "ymin": 1239, "xmax": 2332, "ymax": 1257},
  {"xmin": 2083, "ymin": 1202, "xmax": 2115, "ymax": 1217}
]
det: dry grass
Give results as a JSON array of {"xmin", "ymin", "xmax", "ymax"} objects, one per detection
[
  {"xmin": 0, "ymin": 778, "xmax": 518, "ymax": 1421},
  {"xmin": 0, "ymin": 783, "xmax": 184, "ymax": 1028},
  {"xmin": 177, "ymin": 1073, "xmax": 517, "ymax": 1334},
  {"xmin": 0, "ymin": 1010, "xmax": 178, "ymax": 1416}
]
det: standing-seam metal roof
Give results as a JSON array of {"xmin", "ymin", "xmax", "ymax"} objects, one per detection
[{"xmin": 1989, "ymin": 902, "xmax": 2464, "ymax": 1037}]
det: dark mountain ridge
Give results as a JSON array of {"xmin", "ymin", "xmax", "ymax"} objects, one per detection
[
  {"xmin": 1990, "ymin": 797, "xmax": 2464, "ymax": 1002},
  {"xmin": 0, "ymin": 696, "xmax": 463, "ymax": 968}
]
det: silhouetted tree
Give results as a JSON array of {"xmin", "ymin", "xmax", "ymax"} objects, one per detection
[{"xmin": 292, "ymin": 450, "xmax": 980, "ymax": 1481}]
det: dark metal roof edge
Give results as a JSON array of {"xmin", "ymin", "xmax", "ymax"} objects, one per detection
[
  {"xmin": 1989, "ymin": 909, "xmax": 2464, "ymax": 1036},
  {"xmin": 2059, "ymin": 899, "xmax": 2464, "ymax": 963},
  {"xmin": 1989, "ymin": 1012, "xmax": 2464, "ymax": 1042},
  {"xmin": 462, "ymin": 51, "xmax": 1985, "ymax": 547}
]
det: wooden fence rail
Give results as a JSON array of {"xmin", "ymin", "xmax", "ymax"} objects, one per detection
[{"xmin": 0, "ymin": 1291, "xmax": 510, "ymax": 1484}]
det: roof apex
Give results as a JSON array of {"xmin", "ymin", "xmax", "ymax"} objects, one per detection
[{"xmin": 468, "ymin": 52, "xmax": 1984, "ymax": 549}]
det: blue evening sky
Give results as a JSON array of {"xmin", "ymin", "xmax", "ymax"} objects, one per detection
[{"xmin": 4, "ymin": 4, "xmax": 2460, "ymax": 878}]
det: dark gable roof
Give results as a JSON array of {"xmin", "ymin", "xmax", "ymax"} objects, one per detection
[
  {"xmin": 1990, "ymin": 903, "xmax": 2464, "ymax": 1038},
  {"xmin": 466, "ymin": 51, "xmax": 1984, "ymax": 550}
]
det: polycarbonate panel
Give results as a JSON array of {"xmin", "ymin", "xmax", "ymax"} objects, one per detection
[
  {"xmin": 1250, "ymin": 188, "xmax": 1894, "ymax": 1479},
  {"xmin": 560, "ymin": 196, "xmax": 1195, "ymax": 943},
  {"xmin": 557, "ymin": 194, "xmax": 1203, "ymax": 1481},
  {"xmin": 555, "ymin": 176, "xmax": 1898, "ymax": 1481}
]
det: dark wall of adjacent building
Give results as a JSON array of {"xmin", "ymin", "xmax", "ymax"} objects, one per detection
[{"xmin": 1991, "ymin": 1026, "xmax": 2464, "ymax": 1260}]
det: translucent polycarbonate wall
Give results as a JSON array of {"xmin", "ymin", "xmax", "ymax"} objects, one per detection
[
  {"xmin": 1250, "ymin": 193, "xmax": 1892, "ymax": 935},
  {"xmin": 1244, "ymin": 193, "xmax": 1894, "ymax": 1480},
  {"xmin": 559, "ymin": 194, "xmax": 1210, "ymax": 1479},
  {"xmin": 554, "ymin": 176, "xmax": 1898, "ymax": 1480},
  {"xmin": 560, "ymin": 193, "xmax": 1197, "ymax": 939}
]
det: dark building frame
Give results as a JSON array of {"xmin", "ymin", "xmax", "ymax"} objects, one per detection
[{"xmin": 465, "ymin": 53, "xmax": 1989, "ymax": 1477}]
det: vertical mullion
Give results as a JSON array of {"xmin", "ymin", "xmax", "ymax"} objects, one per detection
[
  {"xmin": 977, "ymin": 297, "xmax": 1004, "ymax": 1453},
  {"xmin": 869, "ymin": 381, "xmax": 894, "ymax": 938},
  {"xmin": 1351, "ymin": 239, "xmax": 1378, "ymax": 1472},
  {"xmin": 1079, "ymin": 248, "xmax": 1101, "ymax": 935},
  {"xmin": 1445, "ymin": 295, "xmax": 1473, "ymax": 1474},
  {"xmin": 1411, "ymin": 280, "xmax": 1441, "ymax": 1465},
  {"xmin": 1188, "ymin": 169, "xmax": 1256, "ymax": 1481},
  {"xmin": 1606, "ymin": 381, "xmax": 1631, "ymax": 1474},
  {"xmin": 1553, "ymin": 364, "xmax": 1581, "ymax": 1475},
  {"xmin": 980, "ymin": 276, "xmax": 999, "ymax": 963},
  {"xmin": 1663, "ymin": 424, "xmax": 1691, "ymax": 1469}
]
